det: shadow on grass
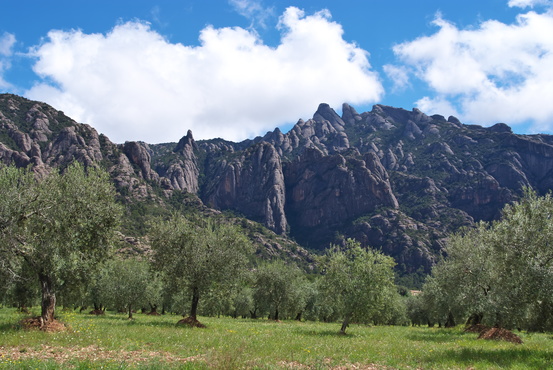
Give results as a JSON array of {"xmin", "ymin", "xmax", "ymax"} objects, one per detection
[
  {"xmin": 292, "ymin": 327, "xmax": 358, "ymax": 338},
  {"xmin": 77, "ymin": 313, "xmax": 168, "ymax": 320},
  {"xmin": 133, "ymin": 320, "xmax": 195, "ymax": 329},
  {"xmin": 424, "ymin": 347, "xmax": 553, "ymax": 368},
  {"xmin": 69, "ymin": 313, "xmax": 193, "ymax": 329},
  {"xmin": 0, "ymin": 322, "xmax": 20, "ymax": 332},
  {"xmin": 72, "ymin": 314, "xmax": 123, "ymax": 321},
  {"xmin": 406, "ymin": 329, "xmax": 472, "ymax": 343}
]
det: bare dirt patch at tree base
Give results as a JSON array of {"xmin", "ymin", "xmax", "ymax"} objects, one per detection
[
  {"xmin": 89, "ymin": 309, "xmax": 105, "ymax": 315},
  {"xmin": 20, "ymin": 317, "xmax": 66, "ymax": 332},
  {"xmin": 477, "ymin": 327, "xmax": 523, "ymax": 344},
  {"xmin": 177, "ymin": 316, "xmax": 206, "ymax": 328}
]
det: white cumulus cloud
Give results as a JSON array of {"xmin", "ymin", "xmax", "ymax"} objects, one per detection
[
  {"xmin": 0, "ymin": 32, "xmax": 16, "ymax": 89},
  {"xmin": 26, "ymin": 7, "xmax": 383, "ymax": 144},
  {"xmin": 508, "ymin": 0, "xmax": 553, "ymax": 8},
  {"xmin": 391, "ymin": 10, "xmax": 553, "ymax": 131}
]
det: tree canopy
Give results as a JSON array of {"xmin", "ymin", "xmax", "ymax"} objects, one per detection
[
  {"xmin": 253, "ymin": 260, "xmax": 306, "ymax": 321},
  {"xmin": 320, "ymin": 239, "xmax": 398, "ymax": 334},
  {"xmin": 150, "ymin": 214, "xmax": 254, "ymax": 326},
  {"xmin": 100, "ymin": 258, "xmax": 156, "ymax": 319},
  {"xmin": 0, "ymin": 163, "xmax": 122, "ymax": 326},
  {"xmin": 422, "ymin": 188, "xmax": 553, "ymax": 331}
]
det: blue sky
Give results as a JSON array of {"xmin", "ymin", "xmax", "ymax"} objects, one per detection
[{"xmin": 1, "ymin": 0, "xmax": 553, "ymax": 143}]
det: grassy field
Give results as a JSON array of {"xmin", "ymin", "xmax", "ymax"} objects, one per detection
[{"xmin": 0, "ymin": 308, "xmax": 552, "ymax": 369}]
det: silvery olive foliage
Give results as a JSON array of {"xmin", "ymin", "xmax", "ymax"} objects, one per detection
[
  {"xmin": 422, "ymin": 188, "xmax": 553, "ymax": 331},
  {"xmin": 0, "ymin": 163, "xmax": 121, "ymax": 323},
  {"xmin": 319, "ymin": 239, "xmax": 398, "ymax": 334},
  {"xmin": 149, "ymin": 214, "xmax": 254, "ymax": 322}
]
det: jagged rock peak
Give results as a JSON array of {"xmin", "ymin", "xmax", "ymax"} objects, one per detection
[
  {"xmin": 488, "ymin": 123, "xmax": 513, "ymax": 134},
  {"xmin": 371, "ymin": 104, "xmax": 431, "ymax": 125},
  {"xmin": 342, "ymin": 103, "xmax": 361, "ymax": 125},
  {"xmin": 313, "ymin": 103, "xmax": 345, "ymax": 131},
  {"xmin": 174, "ymin": 129, "xmax": 198, "ymax": 153},
  {"xmin": 447, "ymin": 116, "xmax": 462, "ymax": 126}
]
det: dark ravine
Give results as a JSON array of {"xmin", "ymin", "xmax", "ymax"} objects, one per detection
[{"xmin": 2, "ymin": 93, "xmax": 553, "ymax": 275}]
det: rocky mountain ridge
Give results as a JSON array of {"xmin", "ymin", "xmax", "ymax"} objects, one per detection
[{"xmin": 2, "ymin": 93, "xmax": 553, "ymax": 276}]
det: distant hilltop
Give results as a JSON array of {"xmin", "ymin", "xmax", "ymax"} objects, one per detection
[{"xmin": 3, "ymin": 93, "xmax": 553, "ymax": 275}]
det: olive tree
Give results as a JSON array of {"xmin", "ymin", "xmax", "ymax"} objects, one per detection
[
  {"xmin": 150, "ymin": 215, "xmax": 253, "ymax": 326},
  {"xmin": 424, "ymin": 189, "xmax": 553, "ymax": 331},
  {"xmin": 0, "ymin": 163, "xmax": 121, "ymax": 326},
  {"xmin": 422, "ymin": 223, "xmax": 496, "ymax": 327},
  {"xmin": 232, "ymin": 286, "xmax": 255, "ymax": 318},
  {"xmin": 487, "ymin": 188, "xmax": 553, "ymax": 330},
  {"xmin": 320, "ymin": 239, "xmax": 398, "ymax": 334},
  {"xmin": 253, "ymin": 260, "xmax": 306, "ymax": 321},
  {"xmin": 100, "ymin": 258, "xmax": 152, "ymax": 319}
]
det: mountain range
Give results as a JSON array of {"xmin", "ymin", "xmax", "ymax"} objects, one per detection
[{"xmin": 2, "ymin": 93, "xmax": 553, "ymax": 280}]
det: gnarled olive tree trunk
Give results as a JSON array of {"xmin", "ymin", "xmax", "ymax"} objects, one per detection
[{"xmin": 38, "ymin": 272, "xmax": 56, "ymax": 325}]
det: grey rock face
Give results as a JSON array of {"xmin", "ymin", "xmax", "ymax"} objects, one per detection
[
  {"xmin": 283, "ymin": 147, "xmax": 398, "ymax": 246},
  {"xmin": 168, "ymin": 130, "xmax": 200, "ymax": 193},
  {"xmin": 122, "ymin": 141, "xmax": 158, "ymax": 182},
  {"xmin": 5, "ymin": 93, "xmax": 553, "ymax": 273},
  {"xmin": 203, "ymin": 142, "xmax": 288, "ymax": 234}
]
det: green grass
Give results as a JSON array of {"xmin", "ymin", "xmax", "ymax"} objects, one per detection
[{"xmin": 0, "ymin": 308, "xmax": 552, "ymax": 369}]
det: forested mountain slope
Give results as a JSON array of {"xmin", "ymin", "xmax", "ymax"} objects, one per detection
[{"xmin": 3, "ymin": 93, "xmax": 553, "ymax": 275}]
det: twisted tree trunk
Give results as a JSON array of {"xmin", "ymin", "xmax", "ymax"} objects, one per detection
[{"xmin": 38, "ymin": 272, "xmax": 55, "ymax": 326}]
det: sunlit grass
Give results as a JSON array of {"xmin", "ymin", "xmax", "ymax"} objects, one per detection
[{"xmin": 0, "ymin": 307, "xmax": 552, "ymax": 369}]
